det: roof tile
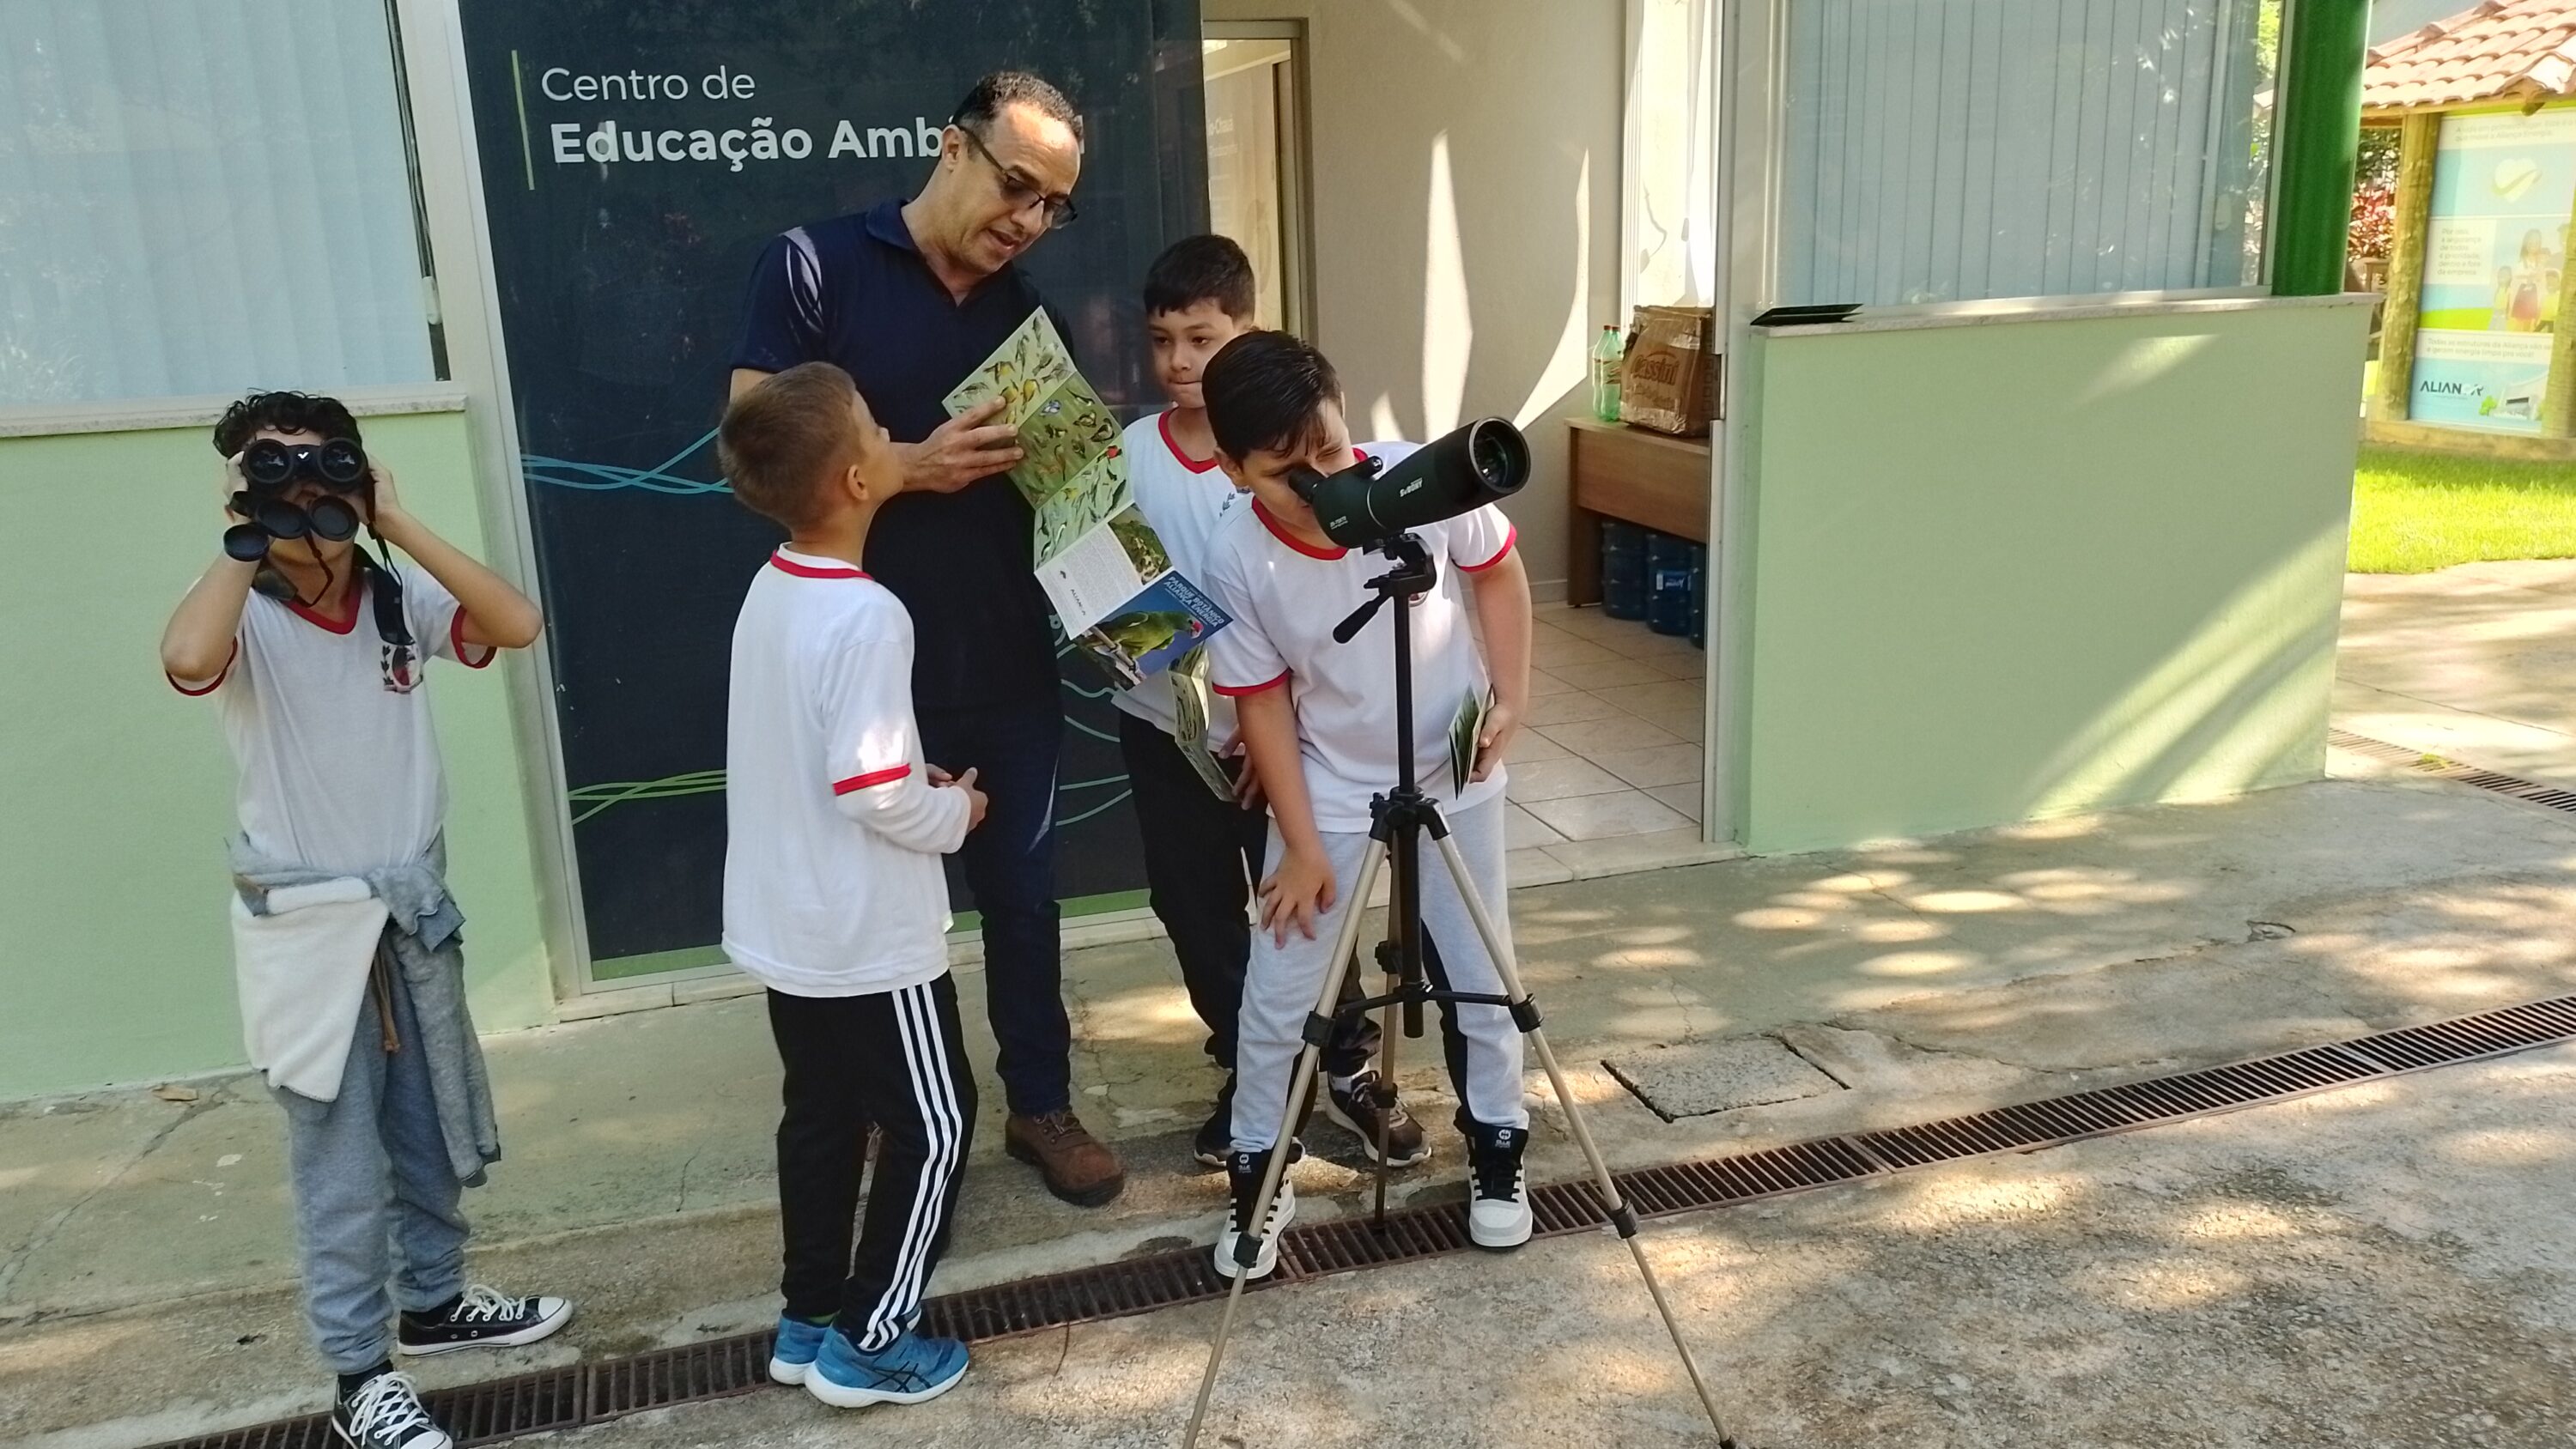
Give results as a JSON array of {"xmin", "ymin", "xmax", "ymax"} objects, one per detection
[{"xmin": 2366, "ymin": 0, "xmax": 2576, "ymax": 113}]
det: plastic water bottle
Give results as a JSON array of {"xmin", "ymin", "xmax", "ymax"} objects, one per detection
[
  {"xmin": 1649, "ymin": 565, "xmax": 1694, "ymax": 636},
  {"xmin": 1590, "ymin": 324, "xmax": 1623, "ymax": 422}
]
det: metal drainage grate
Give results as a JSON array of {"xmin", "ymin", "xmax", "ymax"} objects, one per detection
[
  {"xmin": 2330, "ymin": 728, "xmax": 2576, "ymax": 811},
  {"xmin": 153, "ymin": 992, "xmax": 2576, "ymax": 1449}
]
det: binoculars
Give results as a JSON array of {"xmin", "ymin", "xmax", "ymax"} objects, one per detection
[{"xmin": 223, "ymin": 438, "xmax": 371, "ymax": 562}]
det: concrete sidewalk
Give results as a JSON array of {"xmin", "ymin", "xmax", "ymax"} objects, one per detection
[
  {"xmin": 411, "ymin": 1039, "xmax": 2576, "ymax": 1449},
  {"xmin": 2338, "ymin": 557, "xmax": 2576, "ymax": 784},
  {"xmin": 11, "ymin": 751, "xmax": 2576, "ymax": 1448},
  {"xmin": 12, "ymin": 562, "xmax": 2576, "ymax": 1447}
]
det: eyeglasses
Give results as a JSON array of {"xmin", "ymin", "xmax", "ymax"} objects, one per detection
[{"xmin": 955, "ymin": 124, "xmax": 1078, "ymax": 229}]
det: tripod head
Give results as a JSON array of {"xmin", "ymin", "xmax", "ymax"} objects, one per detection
[{"xmin": 1332, "ymin": 530, "xmax": 1437, "ymax": 644}]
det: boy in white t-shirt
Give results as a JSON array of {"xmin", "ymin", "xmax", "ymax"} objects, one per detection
[
  {"xmin": 1113, "ymin": 236, "xmax": 1419, "ymax": 1171},
  {"xmin": 160, "ymin": 392, "xmax": 563, "ymax": 1449},
  {"xmin": 1193, "ymin": 333, "xmax": 1537, "ymax": 1280},
  {"xmin": 717, "ymin": 362, "xmax": 987, "ymax": 1411}
]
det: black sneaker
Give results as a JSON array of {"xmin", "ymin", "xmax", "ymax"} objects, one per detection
[
  {"xmin": 1324, "ymin": 1070, "xmax": 1429, "ymax": 1167},
  {"xmin": 396, "ymin": 1283, "xmax": 574, "ymax": 1355},
  {"xmin": 1212, "ymin": 1148, "xmax": 1297, "ymax": 1281},
  {"xmin": 333, "ymin": 1371, "xmax": 450, "ymax": 1449},
  {"xmin": 1193, "ymin": 1076, "xmax": 1237, "ymax": 1168},
  {"xmin": 1464, "ymin": 1120, "xmax": 1534, "ymax": 1250},
  {"xmin": 1195, "ymin": 1076, "xmax": 1307, "ymax": 1170}
]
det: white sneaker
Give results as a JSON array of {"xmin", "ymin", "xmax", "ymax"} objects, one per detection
[
  {"xmin": 1213, "ymin": 1150, "xmax": 1299, "ymax": 1280},
  {"xmin": 1467, "ymin": 1123, "xmax": 1534, "ymax": 1250}
]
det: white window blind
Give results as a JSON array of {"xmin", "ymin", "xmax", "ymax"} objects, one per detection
[
  {"xmin": 0, "ymin": 0, "xmax": 437, "ymax": 406},
  {"xmin": 1778, "ymin": 0, "xmax": 2276, "ymax": 307}
]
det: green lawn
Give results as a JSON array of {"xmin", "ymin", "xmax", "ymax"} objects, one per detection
[{"xmin": 2350, "ymin": 445, "xmax": 2576, "ymax": 573}]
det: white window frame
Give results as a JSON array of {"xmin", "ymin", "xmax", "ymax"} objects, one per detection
[{"xmin": 380, "ymin": 0, "xmax": 598, "ymax": 1003}]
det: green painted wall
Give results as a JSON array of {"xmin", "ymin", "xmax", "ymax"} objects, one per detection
[
  {"xmin": 1726, "ymin": 300, "xmax": 2372, "ymax": 853},
  {"xmin": 1, "ymin": 410, "xmax": 555, "ymax": 1099}
]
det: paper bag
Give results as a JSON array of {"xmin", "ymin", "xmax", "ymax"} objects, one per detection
[{"xmin": 1619, "ymin": 306, "xmax": 1716, "ymax": 437}]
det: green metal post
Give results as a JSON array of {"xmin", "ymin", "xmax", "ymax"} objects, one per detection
[{"xmin": 2270, "ymin": 0, "xmax": 2372, "ymax": 296}]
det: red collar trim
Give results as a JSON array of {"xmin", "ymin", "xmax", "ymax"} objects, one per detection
[
  {"xmin": 770, "ymin": 550, "xmax": 870, "ymax": 579},
  {"xmin": 285, "ymin": 573, "xmax": 363, "ymax": 634},
  {"xmin": 1253, "ymin": 500, "xmax": 1346, "ymax": 560},
  {"xmin": 1157, "ymin": 411, "xmax": 1221, "ymax": 474}
]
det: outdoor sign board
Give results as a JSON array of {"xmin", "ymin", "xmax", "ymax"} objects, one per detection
[
  {"xmin": 2409, "ymin": 106, "xmax": 2576, "ymax": 433},
  {"xmin": 453, "ymin": 0, "xmax": 1206, "ymax": 979}
]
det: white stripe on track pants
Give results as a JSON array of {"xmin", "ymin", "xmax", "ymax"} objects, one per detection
[{"xmin": 767, "ymin": 973, "xmax": 975, "ymax": 1349}]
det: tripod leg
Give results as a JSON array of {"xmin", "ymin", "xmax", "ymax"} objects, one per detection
[
  {"xmin": 1368, "ymin": 980, "xmax": 1400, "ymax": 1224},
  {"xmin": 1184, "ymin": 841, "xmax": 1389, "ymax": 1449},
  {"xmin": 1429, "ymin": 832, "xmax": 1742, "ymax": 1448}
]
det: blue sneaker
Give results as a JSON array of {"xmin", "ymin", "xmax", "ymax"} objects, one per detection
[
  {"xmin": 803, "ymin": 1325, "xmax": 969, "ymax": 1409},
  {"xmin": 769, "ymin": 1314, "xmax": 830, "ymax": 1385}
]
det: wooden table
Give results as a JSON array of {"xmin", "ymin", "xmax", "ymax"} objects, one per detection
[{"xmin": 1564, "ymin": 416, "xmax": 1714, "ymax": 606}]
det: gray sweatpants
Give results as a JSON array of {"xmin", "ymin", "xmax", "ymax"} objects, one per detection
[
  {"xmin": 271, "ymin": 951, "xmax": 470, "ymax": 1373},
  {"xmin": 1231, "ymin": 794, "xmax": 1528, "ymax": 1153}
]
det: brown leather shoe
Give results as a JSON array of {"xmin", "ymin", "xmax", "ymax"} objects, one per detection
[{"xmin": 1005, "ymin": 1109, "xmax": 1126, "ymax": 1207}]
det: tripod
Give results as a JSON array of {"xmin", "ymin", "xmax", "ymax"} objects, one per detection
[{"xmin": 1182, "ymin": 532, "xmax": 1741, "ymax": 1447}]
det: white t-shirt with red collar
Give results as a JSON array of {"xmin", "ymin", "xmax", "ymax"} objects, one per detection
[
  {"xmin": 1199, "ymin": 442, "xmax": 1519, "ymax": 833},
  {"xmin": 170, "ymin": 562, "xmax": 492, "ymax": 877},
  {"xmin": 722, "ymin": 548, "xmax": 972, "ymax": 997},
  {"xmin": 1109, "ymin": 409, "xmax": 1254, "ymax": 747}
]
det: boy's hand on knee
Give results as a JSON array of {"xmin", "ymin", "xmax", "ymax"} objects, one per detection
[{"xmin": 1258, "ymin": 844, "xmax": 1336, "ymax": 943}]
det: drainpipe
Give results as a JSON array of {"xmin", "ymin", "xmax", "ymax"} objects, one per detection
[{"xmin": 2269, "ymin": 0, "xmax": 2370, "ymax": 297}]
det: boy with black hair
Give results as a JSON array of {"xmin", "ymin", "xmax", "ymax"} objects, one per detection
[
  {"xmin": 719, "ymin": 361, "xmax": 987, "ymax": 1409},
  {"xmin": 161, "ymin": 392, "xmax": 561, "ymax": 1449},
  {"xmin": 1193, "ymin": 332, "xmax": 1537, "ymax": 1280},
  {"xmin": 1115, "ymin": 235, "xmax": 1424, "ymax": 1170}
]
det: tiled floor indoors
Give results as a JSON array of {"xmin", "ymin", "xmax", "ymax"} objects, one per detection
[{"xmin": 1504, "ymin": 601, "xmax": 1708, "ymax": 848}]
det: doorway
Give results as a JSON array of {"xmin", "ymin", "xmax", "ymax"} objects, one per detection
[{"xmin": 1202, "ymin": 21, "xmax": 1314, "ymax": 335}]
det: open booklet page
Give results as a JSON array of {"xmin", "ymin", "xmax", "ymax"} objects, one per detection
[{"xmin": 945, "ymin": 310, "xmax": 1230, "ymax": 680}]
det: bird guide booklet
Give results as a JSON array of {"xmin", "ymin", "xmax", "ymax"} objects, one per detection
[
  {"xmin": 1167, "ymin": 649, "xmax": 1242, "ymax": 803},
  {"xmin": 943, "ymin": 309, "xmax": 1232, "ymax": 687}
]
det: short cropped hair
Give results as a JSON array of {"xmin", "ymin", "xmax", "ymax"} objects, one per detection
[
  {"xmin": 951, "ymin": 71, "xmax": 1084, "ymax": 145},
  {"xmin": 1203, "ymin": 331, "xmax": 1342, "ymax": 462},
  {"xmin": 720, "ymin": 363, "xmax": 861, "ymax": 530},
  {"xmin": 213, "ymin": 391, "xmax": 361, "ymax": 456},
  {"xmin": 1144, "ymin": 234, "xmax": 1256, "ymax": 320}
]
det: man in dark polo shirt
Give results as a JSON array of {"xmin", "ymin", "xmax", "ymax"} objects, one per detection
[{"xmin": 728, "ymin": 72, "xmax": 1121, "ymax": 1207}]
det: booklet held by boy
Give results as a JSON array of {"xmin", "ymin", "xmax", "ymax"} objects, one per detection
[{"xmin": 944, "ymin": 310, "xmax": 1231, "ymax": 686}]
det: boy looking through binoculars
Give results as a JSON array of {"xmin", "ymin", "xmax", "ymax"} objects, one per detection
[{"xmin": 160, "ymin": 391, "xmax": 559, "ymax": 1449}]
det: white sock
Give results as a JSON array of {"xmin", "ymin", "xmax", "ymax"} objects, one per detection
[{"xmin": 1327, "ymin": 1073, "xmax": 1358, "ymax": 1094}]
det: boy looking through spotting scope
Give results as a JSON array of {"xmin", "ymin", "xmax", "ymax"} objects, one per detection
[
  {"xmin": 159, "ymin": 392, "xmax": 562, "ymax": 1449},
  {"xmin": 718, "ymin": 362, "xmax": 987, "ymax": 1410},
  {"xmin": 1115, "ymin": 235, "xmax": 1425, "ymax": 1172},
  {"xmin": 1193, "ymin": 332, "xmax": 1538, "ymax": 1280}
]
